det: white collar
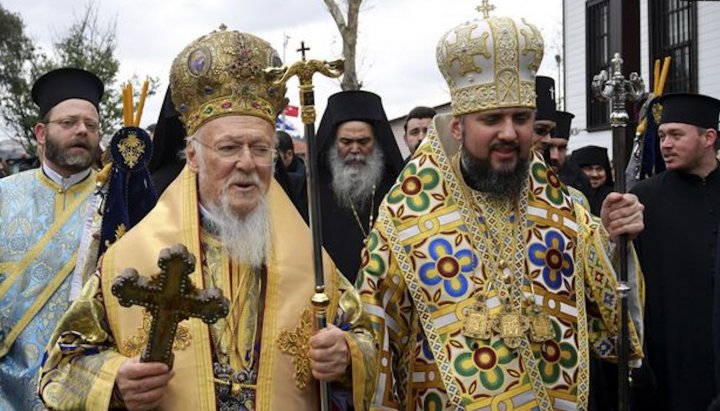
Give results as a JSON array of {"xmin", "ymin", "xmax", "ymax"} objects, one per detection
[
  {"xmin": 198, "ymin": 202, "xmax": 211, "ymax": 220},
  {"xmin": 42, "ymin": 162, "xmax": 91, "ymax": 190}
]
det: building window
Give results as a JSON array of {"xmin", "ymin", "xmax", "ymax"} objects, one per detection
[
  {"xmin": 649, "ymin": 0, "xmax": 697, "ymax": 93},
  {"xmin": 586, "ymin": 0, "xmax": 610, "ymax": 130}
]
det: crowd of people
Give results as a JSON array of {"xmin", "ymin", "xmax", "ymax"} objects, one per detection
[{"xmin": 0, "ymin": 5, "xmax": 719, "ymax": 411}]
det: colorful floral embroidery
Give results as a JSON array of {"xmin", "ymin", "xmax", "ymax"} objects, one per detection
[
  {"xmin": 422, "ymin": 392, "xmax": 445, "ymax": 410},
  {"xmin": 454, "ymin": 339, "xmax": 514, "ymax": 391},
  {"xmin": 528, "ymin": 230, "xmax": 574, "ymax": 290},
  {"xmin": 357, "ymin": 231, "xmax": 385, "ymax": 285},
  {"xmin": 387, "ymin": 164, "xmax": 440, "ymax": 212},
  {"xmin": 537, "ymin": 321, "xmax": 578, "ymax": 383},
  {"xmin": 418, "ymin": 238, "xmax": 476, "ymax": 297},
  {"xmin": 531, "ymin": 162, "xmax": 566, "ymax": 205}
]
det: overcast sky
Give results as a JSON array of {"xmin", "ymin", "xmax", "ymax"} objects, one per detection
[{"xmin": 4, "ymin": 0, "xmax": 563, "ymax": 132}]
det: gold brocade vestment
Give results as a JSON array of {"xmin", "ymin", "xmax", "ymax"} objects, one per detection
[
  {"xmin": 39, "ymin": 166, "xmax": 377, "ymax": 411},
  {"xmin": 357, "ymin": 114, "xmax": 645, "ymax": 411}
]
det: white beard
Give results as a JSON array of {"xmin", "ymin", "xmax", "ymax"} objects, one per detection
[
  {"xmin": 196, "ymin": 143, "xmax": 271, "ymax": 268},
  {"xmin": 203, "ymin": 193, "xmax": 271, "ymax": 269},
  {"xmin": 328, "ymin": 144, "xmax": 384, "ymax": 211}
]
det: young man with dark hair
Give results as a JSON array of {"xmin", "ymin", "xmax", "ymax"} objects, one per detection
[
  {"xmin": 574, "ymin": 145, "xmax": 614, "ymax": 216},
  {"xmin": 403, "ymin": 105, "xmax": 437, "ymax": 158}
]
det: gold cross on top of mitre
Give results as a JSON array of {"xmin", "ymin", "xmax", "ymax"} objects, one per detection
[{"xmin": 476, "ymin": 0, "xmax": 496, "ymax": 19}]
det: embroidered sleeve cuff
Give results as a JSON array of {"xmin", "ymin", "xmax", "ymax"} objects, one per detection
[{"xmin": 86, "ymin": 354, "xmax": 128, "ymax": 410}]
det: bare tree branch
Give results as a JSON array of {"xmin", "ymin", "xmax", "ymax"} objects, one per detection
[
  {"xmin": 322, "ymin": 0, "xmax": 347, "ymax": 32},
  {"xmin": 322, "ymin": 0, "xmax": 363, "ymax": 90},
  {"xmin": 0, "ymin": 1, "xmax": 159, "ymax": 156}
]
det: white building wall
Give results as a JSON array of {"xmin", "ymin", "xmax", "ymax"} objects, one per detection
[
  {"xmin": 564, "ymin": 0, "xmax": 610, "ymax": 154},
  {"xmin": 562, "ymin": 0, "xmax": 720, "ymax": 157},
  {"xmin": 640, "ymin": 0, "xmax": 649, "ymax": 86},
  {"xmin": 697, "ymin": 3, "xmax": 720, "ymax": 99}
]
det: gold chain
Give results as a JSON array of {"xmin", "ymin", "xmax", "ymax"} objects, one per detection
[
  {"xmin": 209, "ymin": 262, "xmax": 260, "ymax": 373},
  {"xmin": 475, "ymin": 196, "xmax": 523, "ymax": 304},
  {"xmin": 349, "ymin": 184, "xmax": 376, "ymax": 239},
  {"xmin": 453, "ymin": 153, "xmax": 525, "ymax": 302},
  {"xmin": 453, "ymin": 153, "xmax": 552, "ymax": 345}
]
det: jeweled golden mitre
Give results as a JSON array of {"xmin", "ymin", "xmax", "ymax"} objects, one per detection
[
  {"xmin": 170, "ymin": 25, "xmax": 287, "ymax": 134},
  {"xmin": 436, "ymin": 16, "xmax": 544, "ymax": 116}
]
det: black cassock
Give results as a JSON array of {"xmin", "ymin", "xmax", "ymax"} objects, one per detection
[
  {"xmin": 312, "ymin": 90, "xmax": 404, "ymax": 285},
  {"xmin": 586, "ymin": 185, "xmax": 613, "ymax": 217},
  {"xmin": 317, "ymin": 169, "xmax": 397, "ymax": 284},
  {"xmin": 631, "ymin": 165, "xmax": 720, "ymax": 411}
]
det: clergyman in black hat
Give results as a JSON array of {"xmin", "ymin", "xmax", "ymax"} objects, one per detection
[
  {"xmin": 0, "ymin": 67, "xmax": 103, "ymax": 409},
  {"xmin": 315, "ymin": 90, "xmax": 404, "ymax": 283},
  {"xmin": 573, "ymin": 145, "xmax": 614, "ymax": 216},
  {"xmin": 532, "ymin": 75, "xmax": 557, "ymax": 146},
  {"xmin": 549, "ymin": 111, "xmax": 594, "ymax": 206},
  {"xmin": 630, "ymin": 92, "xmax": 720, "ymax": 411},
  {"xmin": 532, "ymin": 77, "xmax": 593, "ymax": 210}
]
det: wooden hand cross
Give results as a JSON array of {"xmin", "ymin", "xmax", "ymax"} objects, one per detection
[{"xmin": 112, "ymin": 243, "xmax": 230, "ymax": 368}]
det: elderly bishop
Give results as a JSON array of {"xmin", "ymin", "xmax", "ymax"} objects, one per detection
[{"xmin": 39, "ymin": 26, "xmax": 376, "ymax": 411}]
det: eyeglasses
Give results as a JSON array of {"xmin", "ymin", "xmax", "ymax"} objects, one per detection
[
  {"xmin": 44, "ymin": 117, "xmax": 100, "ymax": 133},
  {"xmin": 193, "ymin": 137, "xmax": 277, "ymax": 166}
]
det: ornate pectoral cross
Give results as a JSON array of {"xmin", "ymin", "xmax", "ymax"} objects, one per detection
[
  {"xmin": 493, "ymin": 305, "xmax": 529, "ymax": 349},
  {"xmin": 112, "ymin": 243, "xmax": 230, "ymax": 368},
  {"xmin": 463, "ymin": 298, "xmax": 493, "ymax": 340},
  {"xmin": 527, "ymin": 298, "xmax": 554, "ymax": 343}
]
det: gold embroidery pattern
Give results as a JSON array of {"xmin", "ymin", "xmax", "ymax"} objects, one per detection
[
  {"xmin": 123, "ymin": 311, "xmax": 191, "ymax": 357},
  {"xmin": 443, "ymin": 24, "xmax": 490, "ymax": 76},
  {"xmin": 117, "ymin": 132, "xmax": 145, "ymax": 169},
  {"xmin": 452, "ymin": 82, "xmax": 536, "ymax": 115},
  {"xmin": 490, "ymin": 17, "xmax": 520, "ymax": 105},
  {"xmin": 520, "ymin": 18, "xmax": 544, "ymax": 74},
  {"xmin": 103, "ymin": 223, "xmax": 127, "ymax": 250},
  {"xmin": 437, "ymin": 16, "xmax": 543, "ymax": 116},
  {"xmin": 277, "ymin": 307, "xmax": 312, "ymax": 390},
  {"xmin": 453, "ymin": 84, "xmax": 495, "ymax": 114}
]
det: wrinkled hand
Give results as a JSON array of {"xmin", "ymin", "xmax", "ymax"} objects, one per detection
[
  {"xmin": 308, "ymin": 324, "xmax": 350, "ymax": 382},
  {"xmin": 115, "ymin": 357, "xmax": 174, "ymax": 411},
  {"xmin": 600, "ymin": 192, "xmax": 645, "ymax": 242}
]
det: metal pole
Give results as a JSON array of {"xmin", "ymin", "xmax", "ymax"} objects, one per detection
[
  {"xmin": 592, "ymin": 52, "xmax": 644, "ymax": 411},
  {"xmin": 266, "ymin": 45, "xmax": 344, "ymax": 411},
  {"xmin": 555, "ymin": 54, "xmax": 563, "ymax": 110},
  {"xmin": 282, "ymin": 33, "xmax": 289, "ymax": 132}
]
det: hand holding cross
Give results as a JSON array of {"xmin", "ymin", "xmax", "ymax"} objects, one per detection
[{"xmin": 112, "ymin": 243, "xmax": 230, "ymax": 369}]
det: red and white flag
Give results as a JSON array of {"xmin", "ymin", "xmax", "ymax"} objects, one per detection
[{"xmin": 283, "ymin": 105, "xmax": 299, "ymax": 117}]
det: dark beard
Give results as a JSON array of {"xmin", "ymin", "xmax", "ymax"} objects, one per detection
[
  {"xmin": 44, "ymin": 130, "xmax": 97, "ymax": 173},
  {"xmin": 460, "ymin": 146, "xmax": 529, "ymax": 201}
]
